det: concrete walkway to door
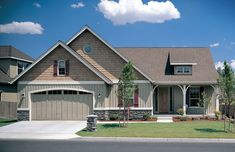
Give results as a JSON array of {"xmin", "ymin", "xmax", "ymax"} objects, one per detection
[{"xmin": 0, "ymin": 121, "xmax": 86, "ymax": 139}]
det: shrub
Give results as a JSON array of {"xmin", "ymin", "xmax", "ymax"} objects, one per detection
[
  {"xmin": 109, "ymin": 114, "xmax": 119, "ymax": 121},
  {"xmin": 179, "ymin": 116, "xmax": 187, "ymax": 121},
  {"xmin": 214, "ymin": 111, "xmax": 222, "ymax": 120},
  {"xmin": 143, "ymin": 113, "xmax": 151, "ymax": 121},
  {"xmin": 177, "ymin": 108, "xmax": 184, "ymax": 116}
]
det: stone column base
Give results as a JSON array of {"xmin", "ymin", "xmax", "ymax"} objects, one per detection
[{"xmin": 17, "ymin": 109, "xmax": 29, "ymax": 121}]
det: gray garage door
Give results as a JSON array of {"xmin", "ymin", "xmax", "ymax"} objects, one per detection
[{"xmin": 31, "ymin": 90, "xmax": 93, "ymax": 120}]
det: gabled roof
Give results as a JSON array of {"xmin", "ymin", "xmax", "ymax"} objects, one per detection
[
  {"xmin": 10, "ymin": 41, "xmax": 113, "ymax": 84},
  {"xmin": 66, "ymin": 26, "xmax": 154, "ymax": 83},
  {"xmin": 116, "ymin": 47, "xmax": 218, "ymax": 85},
  {"xmin": 0, "ymin": 46, "xmax": 34, "ymax": 62}
]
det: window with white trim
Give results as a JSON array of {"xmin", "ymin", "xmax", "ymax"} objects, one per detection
[
  {"xmin": 57, "ymin": 60, "xmax": 66, "ymax": 76},
  {"xmin": 17, "ymin": 61, "xmax": 29, "ymax": 74},
  {"xmin": 189, "ymin": 87, "xmax": 200, "ymax": 107},
  {"xmin": 175, "ymin": 66, "xmax": 192, "ymax": 75},
  {"xmin": 128, "ymin": 86, "xmax": 138, "ymax": 107}
]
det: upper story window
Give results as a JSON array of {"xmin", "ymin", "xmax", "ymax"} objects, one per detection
[
  {"xmin": 83, "ymin": 44, "xmax": 92, "ymax": 54},
  {"xmin": 58, "ymin": 60, "xmax": 65, "ymax": 76},
  {"xmin": 53, "ymin": 60, "xmax": 69, "ymax": 76},
  {"xmin": 18, "ymin": 61, "xmax": 29, "ymax": 74},
  {"xmin": 174, "ymin": 66, "xmax": 192, "ymax": 75}
]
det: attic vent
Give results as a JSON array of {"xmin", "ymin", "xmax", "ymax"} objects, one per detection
[{"xmin": 83, "ymin": 44, "xmax": 92, "ymax": 54}]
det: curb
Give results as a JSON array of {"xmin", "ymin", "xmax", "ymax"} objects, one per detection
[{"xmin": 75, "ymin": 137, "xmax": 235, "ymax": 143}]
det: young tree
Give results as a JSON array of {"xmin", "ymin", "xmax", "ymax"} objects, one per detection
[
  {"xmin": 198, "ymin": 92, "xmax": 211, "ymax": 116},
  {"xmin": 117, "ymin": 62, "xmax": 136, "ymax": 127},
  {"xmin": 217, "ymin": 61, "xmax": 235, "ymax": 132}
]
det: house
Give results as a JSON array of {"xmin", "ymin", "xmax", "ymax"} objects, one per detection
[
  {"xmin": 0, "ymin": 46, "xmax": 34, "ymax": 103},
  {"xmin": 10, "ymin": 26, "xmax": 219, "ymax": 121}
]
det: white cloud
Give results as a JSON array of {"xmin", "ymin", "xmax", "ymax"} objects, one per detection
[
  {"xmin": 231, "ymin": 60, "xmax": 235, "ymax": 69},
  {"xmin": 97, "ymin": 0, "xmax": 180, "ymax": 25},
  {"xmin": 215, "ymin": 61, "xmax": 224, "ymax": 70},
  {"xmin": 209, "ymin": 42, "xmax": 219, "ymax": 48},
  {"xmin": 71, "ymin": 2, "xmax": 85, "ymax": 8},
  {"xmin": 33, "ymin": 2, "xmax": 41, "ymax": 8},
  {"xmin": 0, "ymin": 21, "xmax": 44, "ymax": 34}
]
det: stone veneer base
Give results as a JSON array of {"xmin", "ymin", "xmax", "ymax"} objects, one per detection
[
  {"xmin": 94, "ymin": 109, "xmax": 152, "ymax": 121},
  {"xmin": 17, "ymin": 110, "xmax": 29, "ymax": 121}
]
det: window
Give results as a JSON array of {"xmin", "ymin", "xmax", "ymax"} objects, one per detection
[
  {"xmin": 64, "ymin": 90, "xmax": 77, "ymax": 95},
  {"xmin": 18, "ymin": 61, "xmax": 29, "ymax": 74},
  {"xmin": 83, "ymin": 44, "xmax": 92, "ymax": 54},
  {"xmin": 58, "ymin": 60, "xmax": 66, "ymax": 76},
  {"xmin": 189, "ymin": 87, "xmax": 200, "ymax": 107},
  {"xmin": 0, "ymin": 90, "xmax": 2, "ymax": 102},
  {"xmin": 128, "ymin": 86, "xmax": 139, "ymax": 107},
  {"xmin": 175, "ymin": 66, "xmax": 192, "ymax": 75},
  {"xmin": 48, "ymin": 90, "xmax": 62, "ymax": 95},
  {"xmin": 34, "ymin": 91, "xmax": 46, "ymax": 95}
]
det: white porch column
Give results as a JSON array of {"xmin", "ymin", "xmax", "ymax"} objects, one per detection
[
  {"xmin": 151, "ymin": 85, "xmax": 158, "ymax": 115},
  {"xmin": 178, "ymin": 85, "xmax": 190, "ymax": 116},
  {"xmin": 211, "ymin": 85, "xmax": 220, "ymax": 111}
]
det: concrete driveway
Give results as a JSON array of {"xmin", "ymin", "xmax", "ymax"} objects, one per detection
[{"xmin": 0, "ymin": 121, "xmax": 86, "ymax": 139}]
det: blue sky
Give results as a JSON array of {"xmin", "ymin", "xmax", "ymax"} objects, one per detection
[{"xmin": 0, "ymin": 0, "xmax": 235, "ymax": 69}]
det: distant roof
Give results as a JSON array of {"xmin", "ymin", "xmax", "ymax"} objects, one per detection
[
  {"xmin": 116, "ymin": 47, "xmax": 218, "ymax": 85},
  {"xmin": 0, "ymin": 68, "xmax": 11, "ymax": 83},
  {"xmin": 0, "ymin": 46, "xmax": 34, "ymax": 62}
]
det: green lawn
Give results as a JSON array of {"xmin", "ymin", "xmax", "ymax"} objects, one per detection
[
  {"xmin": 0, "ymin": 118, "xmax": 17, "ymax": 127},
  {"xmin": 78, "ymin": 121, "xmax": 235, "ymax": 138}
]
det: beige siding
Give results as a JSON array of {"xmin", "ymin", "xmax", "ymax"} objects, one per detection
[
  {"xmin": 20, "ymin": 45, "xmax": 102, "ymax": 81},
  {"xmin": 1, "ymin": 92, "xmax": 17, "ymax": 102},
  {"xmin": 105, "ymin": 83, "xmax": 152, "ymax": 108},
  {"xmin": 69, "ymin": 30, "xmax": 147, "ymax": 80},
  {"xmin": 172, "ymin": 86, "xmax": 183, "ymax": 113},
  {"xmin": 9, "ymin": 59, "xmax": 17, "ymax": 78}
]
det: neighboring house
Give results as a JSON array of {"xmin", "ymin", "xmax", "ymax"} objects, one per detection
[
  {"xmin": 10, "ymin": 26, "xmax": 219, "ymax": 121},
  {"xmin": 0, "ymin": 46, "xmax": 33, "ymax": 103}
]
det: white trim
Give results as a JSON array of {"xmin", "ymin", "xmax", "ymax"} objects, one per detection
[
  {"xmin": 170, "ymin": 62, "xmax": 197, "ymax": 65},
  {"xmin": 156, "ymin": 81, "xmax": 217, "ymax": 85},
  {"xmin": 17, "ymin": 108, "xmax": 30, "ymax": 111},
  {"xmin": 94, "ymin": 107, "xmax": 152, "ymax": 110},
  {"xmin": 112, "ymin": 80, "xmax": 151, "ymax": 84},
  {"xmin": 0, "ymin": 56, "xmax": 33, "ymax": 63},
  {"xmin": 28, "ymin": 87, "xmax": 95, "ymax": 121},
  {"xmin": 10, "ymin": 41, "xmax": 112, "ymax": 84},
  {"xmin": 66, "ymin": 26, "xmax": 154, "ymax": 83},
  {"xmin": 57, "ymin": 60, "xmax": 66, "ymax": 76},
  {"xmin": 18, "ymin": 81, "xmax": 105, "ymax": 85}
]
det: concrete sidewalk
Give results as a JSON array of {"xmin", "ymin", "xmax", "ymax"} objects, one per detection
[
  {"xmin": 76, "ymin": 137, "xmax": 235, "ymax": 143},
  {"xmin": 0, "ymin": 121, "xmax": 86, "ymax": 139}
]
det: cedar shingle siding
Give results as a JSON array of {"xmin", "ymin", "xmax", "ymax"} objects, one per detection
[
  {"xmin": 20, "ymin": 45, "xmax": 102, "ymax": 81},
  {"xmin": 68, "ymin": 30, "xmax": 147, "ymax": 80}
]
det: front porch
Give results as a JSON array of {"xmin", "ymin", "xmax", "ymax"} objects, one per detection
[{"xmin": 152, "ymin": 84, "xmax": 219, "ymax": 115}]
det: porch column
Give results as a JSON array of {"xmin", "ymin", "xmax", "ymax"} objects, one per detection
[
  {"xmin": 210, "ymin": 85, "xmax": 220, "ymax": 111},
  {"xmin": 178, "ymin": 85, "xmax": 190, "ymax": 116},
  {"xmin": 151, "ymin": 85, "xmax": 158, "ymax": 115}
]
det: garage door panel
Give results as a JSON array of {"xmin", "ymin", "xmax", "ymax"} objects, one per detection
[{"xmin": 31, "ymin": 90, "xmax": 93, "ymax": 120}]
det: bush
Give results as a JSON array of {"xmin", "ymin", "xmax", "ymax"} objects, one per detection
[
  {"xmin": 179, "ymin": 116, "xmax": 188, "ymax": 121},
  {"xmin": 109, "ymin": 114, "xmax": 119, "ymax": 121},
  {"xmin": 177, "ymin": 108, "xmax": 184, "ymax": 116},
  {"xmin": 143, "ymin": 113, "xmax": 151, "ymax": 121},
  {"xmin": 214, "ymin": 111, "xmax": 222, "ymax": 120}
]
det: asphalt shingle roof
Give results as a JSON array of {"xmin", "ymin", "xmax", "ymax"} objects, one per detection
[{"xmin": 116, "ymin": 47, "xmax": 218, "ymax": 84}]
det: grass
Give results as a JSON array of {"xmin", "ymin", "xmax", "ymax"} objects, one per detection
[
  {"xmin": 0, "ymin": 118, "xmax": 17, "ymax": 127},
  {"xmin": 78, "ymin": 121, "xmax": 235, "ymax": 138}
]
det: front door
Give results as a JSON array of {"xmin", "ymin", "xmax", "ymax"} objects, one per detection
[{"xmin": 159, "ymin": 87, "xmax": 169, "ymax": 113}]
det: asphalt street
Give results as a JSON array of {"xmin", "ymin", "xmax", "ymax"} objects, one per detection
[{"xmin": 0, "ymin": 139, "xmax": 235, "ymax": 152}]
